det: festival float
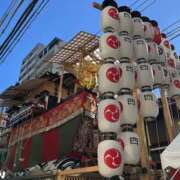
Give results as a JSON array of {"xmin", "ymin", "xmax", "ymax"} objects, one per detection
[{"xmin": 0, "ymin": 0, "xmax": 180, "ymax": 179}]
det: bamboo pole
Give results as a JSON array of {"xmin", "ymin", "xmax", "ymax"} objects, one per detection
[
  {"xmin": 160, "ymin": 88, "xmax": 175, "ymax": 142},
  {"xmin": 92, "ymin": 2, "xmax": 102, "ymax": 11},
  {"xmin": 57, "ymin": 65, "xmax": 64, "ymax": 103}
]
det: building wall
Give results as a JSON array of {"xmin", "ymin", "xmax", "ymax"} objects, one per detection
[{"xmin": 19, "ymin": 38, "xmax": 65, "ymax": 83}]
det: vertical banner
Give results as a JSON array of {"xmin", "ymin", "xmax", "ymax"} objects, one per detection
[
  {"xmin": 42, "ymin": 128, "xmax": 59, "ymax": 162},
  {"xmin": 59, "ymin": 115, "xmax": 81, "ymax": 157},
  {"xmin": 14, "ymin": 141, "xmax": 23, "ymax": 171},
  {"xmin": 7, "ymin": 144, "xmax": 16, "ymax": 171},
  {"xmin": 20, "ymin": 138, "xmax": 32, "ymax": 169},
  {"xmin": 28, "ymin": 134, "xmax": 42, "ymax": 167}
]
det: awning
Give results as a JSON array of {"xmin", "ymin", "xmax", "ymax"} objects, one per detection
[{"xmin": 0, "ymin": 78, "xmax": 49, "ymax": 107}]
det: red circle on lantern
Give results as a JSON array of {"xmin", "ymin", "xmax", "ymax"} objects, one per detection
[
  {"xmin": 106, "ymin": 67, "xmax": 120, "ymax": 83},
  {"xmin": 106, "ymin": 35, "xmax": 120, "ymax": 49},
  {"xmin": 163, "ymin": 40, "xmax": 170, "ymax": 49},
  {"xmin": 174, "ymin": 80, "xmax": 180, "ymax": 89},
  {"xmin": 104, "ymin": 148, "xmax": 121, "ymax": 169},
  {"xmin": 108, "ymin": 8, "xmax": 119, "ymax": 20},
  {"xmin": 104, "ymin": 104, "xmax": 120, "ymax": 122},
  {"xmin": 168, "ymin": 59, "xmax": 175, "ymax": 68}
]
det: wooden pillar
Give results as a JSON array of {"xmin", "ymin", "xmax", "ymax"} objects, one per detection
[
  {"xmin": 134, "ymin": 89, "xmax": 151, "ymax": 180},
  {"xmin": 74, "ymin": 83, "xmax": 78, "ymax": 94},
  {"xmin": 57, "ymin": 65, "xmax": 64, "ymax": 103},
  {"xmin": 160, "ymin": 88, "xmax": 175, "ymax": 142}
]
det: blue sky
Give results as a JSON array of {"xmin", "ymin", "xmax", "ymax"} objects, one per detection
[{"xmin": 0, "ymin": 0, "xmax": 179, "ymax": 93}]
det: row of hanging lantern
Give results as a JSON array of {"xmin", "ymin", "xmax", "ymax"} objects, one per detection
[{"xmin": 97, "ymin": 0, "xmax": 180, "ymax": 178}]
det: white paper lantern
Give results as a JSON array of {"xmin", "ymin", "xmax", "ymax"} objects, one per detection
[
  {"xmin": 148, "ymin": 41, "xmax": 159, "ymax": 64},
  {"xmin": 133, "ymin": 38, "xmax": 149, "ymax": 63},
  {"xmin": 166, "ymin": 58, "xmax": 176, "ymax": 74},
  {"xmin": 118, "ymin": 62, "xmax": 135, "ymax": 91},
  {"xmin": 139, "ymin": 90, "xmax": 159, "ymax": 121},
  {"xmin": 169, "ymin": 74, "xmax": 180, "ymax": 98},
  {"xmin": 160, "ymin": 33, "xmax": 171, "ymax": 59},
  {"xmin": 98, "ymin": 140, "xmax": 124, "ymax": 177},
  {"xmin": 118, "ymin": 93, "xmax": 137, "ymax": 126},
  {"xmin": 162, "ymin": 67, "xmax": 171, "ymax": 88},
  {"xmin": 131, "ymin": 11, "xmax": 144, "ymax": 38},
  {"xmin": 101, "ymin": 6, "xmax": 120, "ymax": 32},
  {"xmin": 136, "ymin": 63, "xmax": 154, "ymax": 89},
  {"xmin": 151, "ymin": 20, "xmax": 161, "ymax": 45},
  {"xmin": 166, "ymin": 45, "xmax": 178, "ymax": 73},
  {"xmin": 158, "ymin": 45, "xmax": 166, "ymax": 65},
  {"xmin": 142, "ymin": 16, "xmax": 154, "ymax": 41},
  {"xmin": 152, "ymin": 64, "xmax": 165, "ymax": 88},
  {"xmin": 98, "ymin": 97, "xmax": 122, "ymax": 133},
  {"xmin": 118, "ymin": 35, "xmax": 133, "ymax": 62},
  {"xmin": 118, "ymin": 6, "xmax": 132, "ymax": 36},
  {"xmin": 118, "ymin": 130, "xmax": 140, "ymax": 165},
  {"xmin": 100, "ymin": 32, "xmax": 120, "ymax": 60},
  {"xmin": 98, "ymin": 62, "xmax": 121, "ymax": 95}
]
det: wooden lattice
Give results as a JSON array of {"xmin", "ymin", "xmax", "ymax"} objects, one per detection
[{"xmin": 49, "ymin": 31, "xmax": 99, "ymax": 64}]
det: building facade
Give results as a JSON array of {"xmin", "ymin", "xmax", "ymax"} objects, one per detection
[{"xmin": 19, "ymin": 38, "xmax": 65, "ymax": 83}]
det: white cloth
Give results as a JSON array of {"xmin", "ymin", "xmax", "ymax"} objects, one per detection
[{"xmin": 161, "ymin": 133, "xmax": 180, "ymax": 170}]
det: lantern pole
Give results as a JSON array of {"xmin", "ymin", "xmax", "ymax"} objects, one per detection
[
  {"xmin": 160, "ymin": 88, "xmax": 175, "ymax": 142},
  {"xmin": 134, "ymin": 89, "xmax": 151, "ymax": 180},
  {"xmin": 57, "ymin": 65, "xmax": 64, "ymax": 103}
]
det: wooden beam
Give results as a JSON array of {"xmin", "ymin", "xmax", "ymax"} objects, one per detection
[
  {"xmin": 56, "ymin": 166, "xmax": 98, "ymax": 179},
  {"xmin": 92, "ymin": 2, "xmax": 102, "ymax": 11},
  {"xmin": 160, "ymin": 88, "xmax": 175, "ymax": 142},
  {"xmin": 134, "ymin": 89, "xmax": 151, "ymax": 180},
  {"xmin": 57, "ymin": 65, "xmax": 64, "ymax": 103}
]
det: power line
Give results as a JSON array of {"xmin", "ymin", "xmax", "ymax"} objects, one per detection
[
  {"xmin": 167, "ymin": 28, "xmax": 180, "ymax": 38},
  {"xmin": 140, "ymin": 0, "xmax": 157, "ymax": 12},
  {"xmin": 0, "ymin": 0, "xmax": 50, "ymax": 64},
  {"xmin": 0, "ymin": 0, "xmax": 17, "ymax": 28},
  {"xmin": 0, "ymin": 0, "xmax": 39, "ymax": 57},
  {"xmin": 130, "ymin": 0, "xmax": 142, "ymax": 7},
  {"xmin": 162, "ymin": 19, "xmax": 180, "ymax": 32},
  {"xmin": 0, "ymin": 0, "xmax": 25, "ymax": 38},
  {"xmin": 169, "ymin": 33, "xmax": 180, "ymax": 41},
  {"xmin": 134, "ymin": 0, "xmax": 150, "ymax": 10},
  {"xmin": 166, "ymin": 26, "xmax": 180, "ymax": 36}
]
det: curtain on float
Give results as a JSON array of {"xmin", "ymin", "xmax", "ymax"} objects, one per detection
[
  {"xmin": 20, "ymin": 138, "xmax": 32, "ymax": 169},
  {"xmin": 7, "ymin": 144, "xmax": 16, "ymax": 171},
  {"xmin": 59, "ymin": 115, "xmax": 81, "ymax": 157},
  {"xmin": 14, "ymin": 141, "xmax": 23, "ymax": 171},
  {"xmin": 42, "ymin": 128, "xmax": 59, "ymax": 162},
  {"xmin": 28, "ymin": 134, "xmax": 42, "ymax": 167}
]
